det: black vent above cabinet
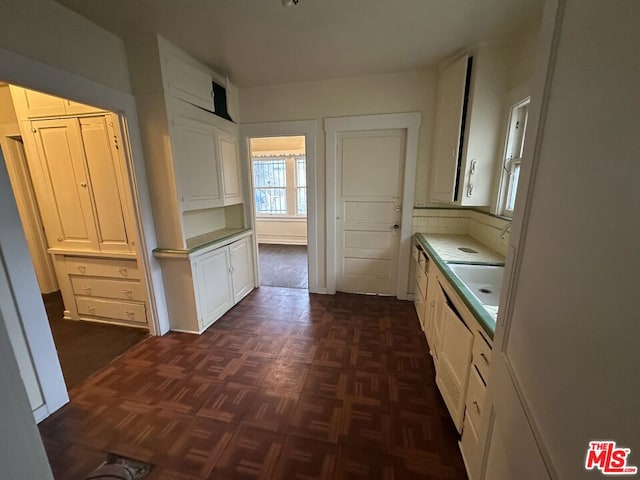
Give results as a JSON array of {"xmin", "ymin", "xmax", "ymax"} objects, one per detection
[{"xmin": 212, "ymin": 81, "xmax": 233, "ymax": 122}]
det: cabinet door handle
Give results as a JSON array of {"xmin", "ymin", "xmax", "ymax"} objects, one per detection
[
  {"xmin": 480, "ymin": 352, "xmax": 489, "ymax": 364},
  {"xmin": 472, "ymin": 400, "xmax": 481, "ymax": 414},
  {"xmin": 80, "ymin": 182, "xmax": 87, "ymax": 188}
]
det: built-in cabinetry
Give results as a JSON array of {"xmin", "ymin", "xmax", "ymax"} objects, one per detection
[
  {"xmin": 430, "ymin": 45, "xmax": 507, "ymax": 206},
  {"xmin": 157, "ymin": 233, "xmax": 254, "ymax": 334},
  {"xmin": 413, "ymin": 242, "xmax": 493, "ymax": 479},
  {"xmin": 9, "ymin": 85, "xmax": 149, "ymax": 328},
  {"xmin": 128, "ymin": 35, "xmax": 254, "ymax": 333}
]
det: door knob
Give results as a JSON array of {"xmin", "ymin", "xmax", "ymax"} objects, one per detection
[{"xmin": 393, "ymin": 224, "xmax": 400, "ymax": 230}]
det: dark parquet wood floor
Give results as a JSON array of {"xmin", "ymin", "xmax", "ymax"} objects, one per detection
[
  {"xmin": 39, "ymin": 286, "xmax": 467, "ymax": 480},
  {"xmin": 258, "ymin": 244, "xmax": 308, "ymax": 289},
  {"xmin": 43, "ymin": 291, "xmax": 149, "ymax": 389}
]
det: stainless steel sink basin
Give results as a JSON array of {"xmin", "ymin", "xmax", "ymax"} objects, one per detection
[{"xmin": 448, "ymin": 264, "xmax": 504, "ymax": 307}]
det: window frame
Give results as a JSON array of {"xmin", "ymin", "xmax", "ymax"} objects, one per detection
[
  {"xmin": 252, "ymin": 154, "xmax": 307, "ymax": 218},
  {"xmin": 498, "ymin": 96, "xmax": 530, "ymax": 218}
]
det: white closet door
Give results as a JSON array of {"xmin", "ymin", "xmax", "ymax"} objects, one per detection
[
  {"xmin": 79, "ymin": 116, "xmax": 131, "ymax": 253},
  {"xmin": 29, "ymin": 118, "xmax": 98, "ymax": 251}
]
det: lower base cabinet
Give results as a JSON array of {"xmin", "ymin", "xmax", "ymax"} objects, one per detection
[{"xmin": 158, "ymin": 233, "xmax": 255, "ymax": 333}]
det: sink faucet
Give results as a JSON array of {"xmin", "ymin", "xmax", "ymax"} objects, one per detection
[{"xmin": 499, "ymin": 222, "xmax": 512, "ymax": 240}]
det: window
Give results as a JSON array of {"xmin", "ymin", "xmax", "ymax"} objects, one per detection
[
  {"xmin": 499, "ymin": 98, "xmax": 530, "ymax": 217},
  {"xmin": 252, "ymin": 155, "xmax": 307, "ymax": 217}
]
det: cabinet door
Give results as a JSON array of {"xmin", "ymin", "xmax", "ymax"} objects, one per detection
[
  {"xmin": 431, "ymin": 281, "xmax": 447, "ymax": 362},
  {"xmin": 230, "ymin": 237, "xmax": 254, "ymax": 303},
  {"xmin": 435, "ymin": 301, "xmax": 474, "ymax": 433},
  {"xmin": 164, "ymin": 54, "xmax": 214, "ymax": 111},
  {"xmin": 430, "ymin": 54, "xmax": 469, "ymax": 203},
  {"xmin": 171, "ymin": 115, "xmax": 223, "ymax": 211},
  {"xmin": 218, "ymin": 132, "xmax": 243, "ymax": 205},
  {"xmin": 9, "ymin": 85, "xmax": 67, "ymax": 118},
  {"xmin": 78, "ymin": 116, "xmax": 132, "ymax": 253},
  {"xmin": 194, "ymin": 248, "xmax": 234, "ymax": 330},
  {"xmin": 29, "ymin": 118, "xmax": 99, "ymax": 251},
  {"xmin": 65, "ymin": 99, "xmax": 102, "ymax": 115}
]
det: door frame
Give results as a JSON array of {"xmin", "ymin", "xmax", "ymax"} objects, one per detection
[
  {"xmin": 325, "ymin": 112, "xmax": 421, "ymax": 298},
  {"xmin": 0, "ymin": 46, "xmax": 171, "ymax": 419},
  {"xmin": 239, "ymin": 120, "xmax": 320, "ymax": 293}
]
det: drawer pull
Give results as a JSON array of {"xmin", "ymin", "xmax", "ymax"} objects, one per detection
[
  {"xmin": 125, "ymin": 311, "xmax": 135, "ymax": 318},
  {"xmin": 121, "ymin": 289, "xmax": 133, "ymax": 298},
  {"xmin": 480, "ymin": 352, "xmax": 489, "ymax": 364},
  {"xmin": 87, "ymin": 306, "xmax": 95, "ymax": 312},
  {"xmin": 77, "ymin": 265, "xmax": 87, "ymax": 273},
  {"xmin": 118, "ymin": 267, "xmax": 129, "ymax": 277},
  {"xmin": 472, "ymin": 400, "xmax": 481, "ymax": 414},
  {"xmin": 82, "ymin": 285, "xmax": 92, "ymax": 294}
]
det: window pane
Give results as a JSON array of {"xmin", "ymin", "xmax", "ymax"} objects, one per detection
[
  {"xmin": 253, "ymin": 159, "xmax": 286, "ymax": 188},
  {"xmin": 255, "ymin": 187, "xmax": 287, "ymax": 214},
  {"xmin": 296, "ymin": 187, "xmax": 307, "ymax": 216},
  {"xmin": 506, "ymin": 163, "xmax": 521, "ymax": 212},
  {"xmin": 296, "ymin": 158, "xmax": 306, "ymax": 187}
]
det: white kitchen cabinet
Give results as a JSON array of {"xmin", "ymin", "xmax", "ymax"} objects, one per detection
[
  {"xmin": 25, "ymin": 116, "xmax": 133, "ymax": 254},
  {"xmin": 435, "ymin": 294, "xmax": 474, "ymax": 433},
  {"xmin": 194, "ymin": 247, "xmax": 234, "ymax": 329},
  {"xmin": 218, "ymin": 131, "xmax": 243, "ymax": 206},
  {"xmin": 9, "ymin": 85, "xmax": 103, "ymax": 118},
  {"xmin": 128, "ymin": 36, "xmax": 246, "ymax": 250},
  {"xmin": 157, "ymin": 233, "xmax": 255, "ymax": 333},
  {"xmin": 430, "ymin": 45, "xmax": 507, "ymax": 206},
  {"xmin": 160, "ymin": 39, "xmax": 214, "ymax": 112},
  {"xmin": 171, "ymin": 114, "xmax": 223, "ymax": 211},
  {"xmin": 229, "ymin": 236, "xmax": 253, "ymax": 303}
]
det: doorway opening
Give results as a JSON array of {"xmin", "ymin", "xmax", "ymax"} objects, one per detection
[
  {"xmin": 0, "ymin": 82, "xmax": 148, "ymax": 394},
  {"xmin": 249, "ymin": 136, "xmax": 308, "ymax": 289}
]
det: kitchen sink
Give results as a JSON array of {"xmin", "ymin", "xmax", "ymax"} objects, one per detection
[{"xmin": 448, "ymin": 264, "xmax": 504, "ymax": 307}]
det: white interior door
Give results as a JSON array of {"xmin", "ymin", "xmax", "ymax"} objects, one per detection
[{"xmin": 335, "ymin": 129, "xmax": 406, "ymax": 295}]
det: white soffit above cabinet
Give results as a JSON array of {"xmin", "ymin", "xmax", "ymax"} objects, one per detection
[{"xmin": 54, "ymin": 0, "xmax": 542, "ymax": 87}]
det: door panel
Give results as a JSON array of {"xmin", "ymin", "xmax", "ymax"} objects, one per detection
[
  {"xmin": 79, "ymin": 116, "xmax": 130, "ymax": 253},
  {"xmin": 336, "ymin": 129, "xmax": 405, "ymax": 295},
  {"xmin": 30, "ymin": 118, "xmax": 98, "ymax": 250}
]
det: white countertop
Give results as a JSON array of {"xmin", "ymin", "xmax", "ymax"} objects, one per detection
[{"xmin": 422, "ymin": 234, "xmax": 505, "ymax": 264}]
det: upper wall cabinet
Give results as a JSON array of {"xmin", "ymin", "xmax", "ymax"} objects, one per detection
[
  {"xmin": 9, "ymin": 85, "xmax": 104, "ymax": 119},
  {"xmin": 218, "ymin": 131, "xmax": 243, "ymax": 206},
  {"xmin": 127, "ymin": 35, "xmax": 245, "ymax": 249},
  {"xmin": 161, "ymin": 47, "xmax": 214, "ymax": 112},
  {"xmin": 430, "ymin": 45, "xmax": 507, "ymax": 206}
]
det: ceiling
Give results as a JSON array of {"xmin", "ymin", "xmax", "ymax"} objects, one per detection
[{"xmin": 55, "ymin": 0, "xmax": 543, "ymax": 87}]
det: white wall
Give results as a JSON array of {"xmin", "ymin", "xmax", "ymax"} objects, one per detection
[
  {"xmin": 256, "ymin": 218, "xmax": 307, "ymax": 245},
  {"xmin": 241, "ymin": 69, "xmax": 437, "ymax": 289},
  {"xmin": 0, "ymin": 0, "xmax": 131, "ymax": 95},
  {"xmin": 495, "ymin": 0, "xmax": 640, "ymax": 477}
]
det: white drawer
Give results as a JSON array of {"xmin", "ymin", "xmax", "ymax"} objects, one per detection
[
  {"xmin": 460, "ymin": 411, "xmax": 481, "ymax": 477},
  {"xmin": 472, "ymin": 334, "xmax": 492, "ymax": 383},
  {"xmin": 416, "ymin": 266, "xmax": 428, "ymax": 298},
  {"xmin": 71, "ymin": 276, "xmax": 144, "ymax": 301},
  {"xmin": 76, "ymin": 297, "xmax": 146, "ymax": 324},
  {"xmin": 66, "ymin": 257, "xmax": 140, "ymax": 279},
  {"xmin": 466, "ymin": 364, "xmax": 487, "ymax": 431}
]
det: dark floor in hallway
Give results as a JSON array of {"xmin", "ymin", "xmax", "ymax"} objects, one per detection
[
  {"xmin": 258, "ymin": 243, "xmax": 308, "ymax": 289},
  {"xmin": 43, "ymin": 292, "xmax": 149, "ymax": 389},
  {"xmin": 39, "ymin": 286, "xmax": 467, "ymax": 479}
]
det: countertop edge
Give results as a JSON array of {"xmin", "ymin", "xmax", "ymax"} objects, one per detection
[
  {"xmin": 415, "ymin": 233, "xmax": 500, "ymax": 340},
  {"xmin": 153, "ymin": 229, "xmax": 252, "ymax": 258}
]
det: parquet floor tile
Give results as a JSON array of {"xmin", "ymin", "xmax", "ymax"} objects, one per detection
[{"xmin": 39, "ymin": 287, "xmax": 467, "ymax": 479}]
